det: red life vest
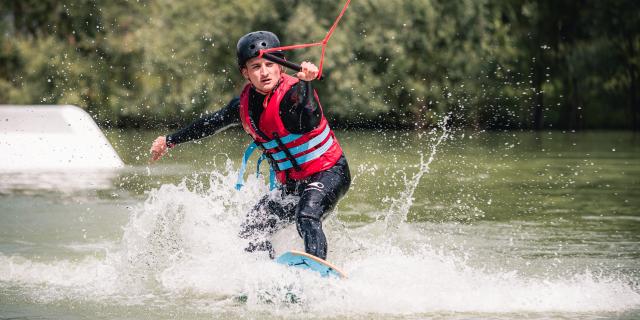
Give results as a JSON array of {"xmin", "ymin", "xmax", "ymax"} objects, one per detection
[{"xmin": 239, "ymin": 74, "xmax": 343, "ymax": 183}]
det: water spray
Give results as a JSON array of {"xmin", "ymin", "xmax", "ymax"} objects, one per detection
[{"xmin": 383, "ymin": 115, "xmax": 451, "ymax": 231}]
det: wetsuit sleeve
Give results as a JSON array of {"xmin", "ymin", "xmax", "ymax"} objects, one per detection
[
  {"xmin": 166, "ymin": 97, "xmax": 240, "ymax": 146},
  {"xmin": 279, "ymin": 81, "xmax": 322, "ymax": 134}
]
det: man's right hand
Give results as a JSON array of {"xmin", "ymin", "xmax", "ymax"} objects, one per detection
[{"xmin": 150, "ymin": 136, "xmax": 169, "ymax": 162}]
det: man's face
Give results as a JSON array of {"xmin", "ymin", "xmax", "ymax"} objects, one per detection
[{"xmin": 241, "ymin": 57, "xmax": 282, "ymax": 94}]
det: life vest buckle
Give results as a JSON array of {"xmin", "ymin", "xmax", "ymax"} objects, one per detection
[{"xmin": 272, "ymin": 132, "xmax": 302, "ymax": 171}]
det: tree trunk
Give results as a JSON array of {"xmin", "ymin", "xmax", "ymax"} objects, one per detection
[
  {"xmin": 568, "ymin": 76, "xmax": 582, "ymax": 130},
  {"xmin": 632, "ymin": 69, "xmax": 639, "ymax": 131},
  {"xmin": 532, "ymin": 53, "xmax": 545, "ymax": 131},
  {"xmin": 628, "ymin": 35, "xmax": 640, "ymax": 131}
]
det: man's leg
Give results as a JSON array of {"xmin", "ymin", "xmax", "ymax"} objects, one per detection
[
  {"xmin": 296, "ymin": 156, "xmax": 351, "ymax": 260},
  {"xmin": 239, "ymin": 192, "xmax": 296, "ymax": 258}
]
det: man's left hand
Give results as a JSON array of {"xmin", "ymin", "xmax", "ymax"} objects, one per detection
[{"xmin": 295, "ymin": 61, "xmax": 319, "ymax": 81}]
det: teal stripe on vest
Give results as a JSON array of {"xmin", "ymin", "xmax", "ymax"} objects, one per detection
[
  {"xmin": 262, "ymin": 132, "xmax": 302, "ymax": 149},
  {"xmin": 271, "ymin": 125, "xmax": 331, "ymax": 161},
  {"xmin": 276, "ymin": 136, "xmax": 334, "ymax": 171}
]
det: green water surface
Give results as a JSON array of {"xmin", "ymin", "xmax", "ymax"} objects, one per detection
[{"xmin": 1, "ymin": 129, "xmax": 639, "ymax": 319}]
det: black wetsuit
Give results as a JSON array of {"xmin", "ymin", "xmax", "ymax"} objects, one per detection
[{"xmin": 167, "ymin": 81, "xmax": 350, "ymax": 259}]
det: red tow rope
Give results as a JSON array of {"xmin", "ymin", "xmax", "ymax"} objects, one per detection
[{"xmin": 259, "ymin": 0, "xmax": 351, "ymax": 79}]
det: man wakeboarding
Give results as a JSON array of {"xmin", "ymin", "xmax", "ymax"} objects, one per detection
[{"xmin": 150, "ymin": 31, "xmax": 350, "ymax": 260}]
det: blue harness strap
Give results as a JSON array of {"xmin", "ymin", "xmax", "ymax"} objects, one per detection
[
  {"xmin": 235, "ymin": 142, "xmax": 258, "ymax": 190},
  {"xmin": 256, "ymin": 154, "xmax": 277, "ymax": 191},
  {"xmin": 236, "ymin": 125, "xmax": 335, "ymax": 191}
]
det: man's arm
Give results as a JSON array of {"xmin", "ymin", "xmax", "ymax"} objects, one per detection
[
  {"xmin": 166, "ymin": 97, "xmax": 241, "ymax": 146},
  {"xmin": 280, "ymin": 80, "xmax": 322, "ymax": 134},
  {"xmin": 150, "ymin": 97, "xmax": 240, "ymax": 162}
]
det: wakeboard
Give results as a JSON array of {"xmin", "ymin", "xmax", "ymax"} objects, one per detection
[{"xmin": 276, "ymin": 250, "xmax": 347, "ymax": 278}]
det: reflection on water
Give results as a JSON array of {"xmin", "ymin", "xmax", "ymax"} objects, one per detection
[{"xmin": 0, "ymin": 170, "xmax": 121, "ymax": 194}]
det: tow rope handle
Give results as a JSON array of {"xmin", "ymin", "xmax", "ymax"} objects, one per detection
[
  {"xmin": 259, "ymin": 0, "xmax": 351, "ymax": 80},
  {"xmin": 262, "ymin": 53, "xmax": 324, "ymax": 80}
]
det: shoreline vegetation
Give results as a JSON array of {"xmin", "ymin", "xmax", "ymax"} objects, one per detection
[{"xmin": 1, "ymin": 0, "xmax": 639, "ymax": 131}]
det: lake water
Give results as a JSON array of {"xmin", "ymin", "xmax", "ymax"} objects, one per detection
[{"xmin": 1, "ymin": 128, "xmax": 639, "ymax": 319}]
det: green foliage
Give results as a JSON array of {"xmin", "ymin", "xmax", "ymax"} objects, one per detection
[{"xmin": 1, "ymin": 0, "xmax": 638, "ymax": 129}]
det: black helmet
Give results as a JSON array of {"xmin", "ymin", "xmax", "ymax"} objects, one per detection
[{"xmin": 236, "ymin": 31, "xmax": 284, "ymax": 68}]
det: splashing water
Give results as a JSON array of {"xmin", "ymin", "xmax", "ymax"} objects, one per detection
[
  {"xmin": 383, "ymin": 115, "xmax": 451, "ymax": 230},
  {"xmin": 1, "ymin": 134, "xmax": 640, "ymax": 318}
]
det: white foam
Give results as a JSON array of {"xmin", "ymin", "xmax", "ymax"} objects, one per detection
[
  {"xmin": 582, "ymin": 215, "xmax": 640, "ymax": 222},
  {"xmin": 0, "ymin": 254, "xmax": 121, "ymax": 302}
]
